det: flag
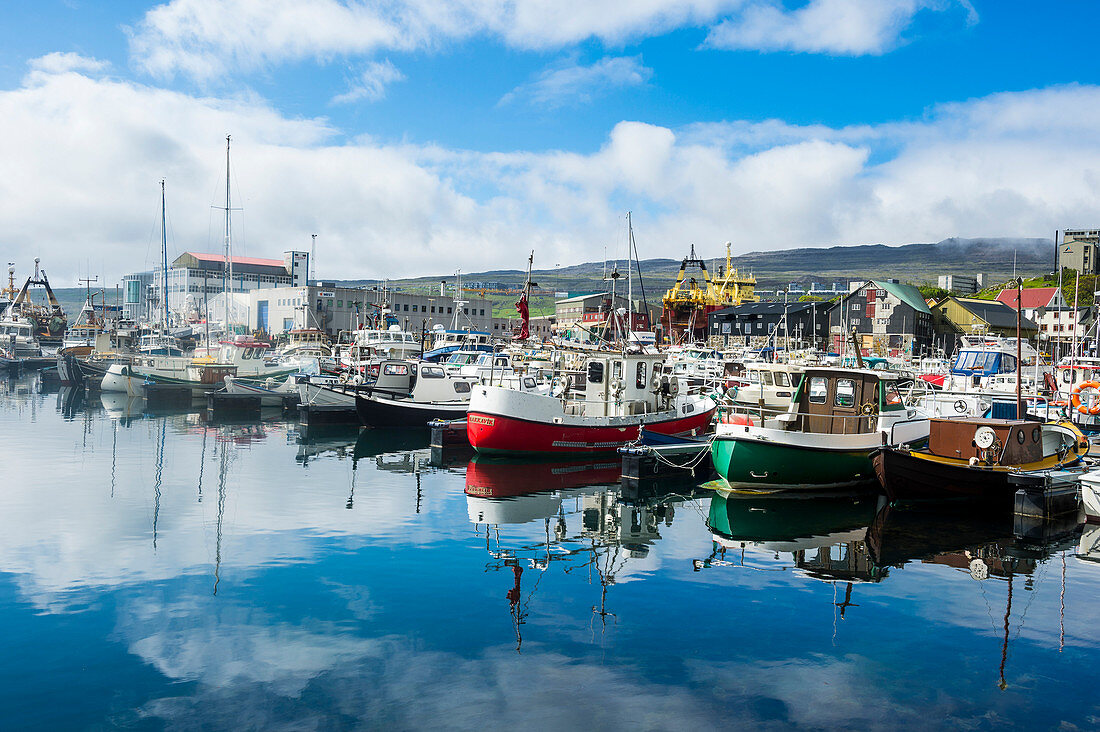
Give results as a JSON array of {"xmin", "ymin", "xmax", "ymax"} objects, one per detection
[{"xmin": 514, "ymin": 293, "xmax": 529, "ymax": 340}]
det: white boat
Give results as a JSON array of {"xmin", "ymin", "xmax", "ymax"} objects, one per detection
[
  {"xmin": 722, "ymin": 361, "xmax": 804, "ymax": 415},
  {"xmin": 100, "ymin": 358, "xmax": 238, "ymax": 396},
  {"xmin": 1080, "ymin": 469, "xmax": 1100, "ymax": 523},
  {"xmin": 349, "ymin": 325, "xmax": 422, "ymax": 361},
  {"xmin": 0, "ymin": 313, "xmax": 41, "ymax": 357},
  {"xmin": 223, "ymin": 373, "xmax": 299, "ymax": 406},
  {"xmin": 59, "ymin": 296, "xmax": 110, "ymax": 357}
]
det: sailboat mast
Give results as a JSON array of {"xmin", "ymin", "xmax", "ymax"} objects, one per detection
[
  {"xmin": 160, "ymin": 179, "xmax": 169, "ymax": 334},
  {"xmin": 627, "ymin": 212, "xmax": 633, "ymax": 347},
  {"xmin": 223, "ymin": 135, "xmax": 233, "ymax": 334}
]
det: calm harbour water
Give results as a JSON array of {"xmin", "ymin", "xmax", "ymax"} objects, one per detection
[{"xmin": 3, "ymin": 372, "xmax": 1100, "ymax": 730}]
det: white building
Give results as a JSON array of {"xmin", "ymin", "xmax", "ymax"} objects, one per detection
[
  {"xmin": 123, "ymin": 250, "xmax": 307, "ymax": 323},
  {"xmin": 250, "ymin": 284, "xmax": 500, "ymax": 337}
]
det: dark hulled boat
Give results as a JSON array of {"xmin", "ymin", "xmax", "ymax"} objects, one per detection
[{"xmin": 873, "ymin": 417, "xmax": 1088, "ymax": 503}]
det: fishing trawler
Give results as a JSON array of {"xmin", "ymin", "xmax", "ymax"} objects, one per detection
[
  {"xmin": 467, "ymin": 352, "xmax": 716, "ymax": 454},
  {"xmin": 2, "ymin": 259, "xmax": 67, "ymax": 343}
]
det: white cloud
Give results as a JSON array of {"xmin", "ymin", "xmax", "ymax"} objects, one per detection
[
  {"xmin": 706, "ymin": 0, "xmax": 974, "ymax": 55},
  {"xmin": 2, "ymin": 60, "xmax": 1100, "ymax": 285},
  {"xmin": 332, "ymin": 59, "xmax": 406, "ymax": 104},
  {"xmin": 500, "ymin": 55, "xmax": 652, "ymax": 108},
  {"xmin": 27, "ymin": 51, "xmax": 110, "ymax": 75},
  {"xmin": 127, "ymin": 0, "xmax": 973, "ymax": 81}
]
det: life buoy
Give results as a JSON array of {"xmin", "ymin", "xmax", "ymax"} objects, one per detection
[{"xmin": 1071, "ymin": 381, "xmax": 1100, "ymax": 415}]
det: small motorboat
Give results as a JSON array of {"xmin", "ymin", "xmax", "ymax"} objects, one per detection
[{"xmin": 873, "ymin": 417, "xmax": 1089, "ymax": 503}]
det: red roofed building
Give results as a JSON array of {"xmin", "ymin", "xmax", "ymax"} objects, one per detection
[
  {"xmin": 993, "ymin": 286, "xmax": 1092, "ymax": 346},
  {"xmin": 995, "ymin": 287, "xmax": 1060, "ymax": 313}
]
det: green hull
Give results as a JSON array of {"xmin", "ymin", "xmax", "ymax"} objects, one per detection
[{"xmin": 710, "ymin": 435, "xmax": 875, "ymax": 490}]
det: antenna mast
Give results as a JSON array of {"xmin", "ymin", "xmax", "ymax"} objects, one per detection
[
  {"xmin": 161, "ymin": 179, "xmax": 169, "ymax": 333},
  {"xmin": 223, "ymin": 135, "xmax": 233, "ymax": 332}
]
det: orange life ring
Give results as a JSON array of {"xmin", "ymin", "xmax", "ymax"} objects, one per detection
[{"xmin": 1071, "ymin": 381, "xmax": 1100, "ymax": 415}]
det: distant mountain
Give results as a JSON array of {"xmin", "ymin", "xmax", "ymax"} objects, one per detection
[{"xmin": 350, "ymin": 237, "xmax": 1052, "ymax": 294}]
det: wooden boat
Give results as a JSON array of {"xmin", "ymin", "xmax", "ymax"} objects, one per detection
[
  {"xmin": 873, "ymin": 417, "xmax": 1089, "ymax": 503},
  {"xmin": 467, "ymin": 352, "xmax": 716, "ymax": 455},
  {"xmin": 710, "ymin": 367, "xmax": 929, "ymax": 491}
]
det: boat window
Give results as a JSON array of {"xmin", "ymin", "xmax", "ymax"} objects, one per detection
[
  {"xmin": 1062, "ymin": 368, "xmax": 1072, "ymax": 384},
  {"xmin": 383, "ymin": 363, "xmax": 409, "ymax": 376},
  {"xmin": 453, "ymin": 381, "xmax": 471, "ymax": 393},
  {"xmin": 242, "ymin": 348, "xmax": 253, "ymax": 360},
  {"xmin": 834, "ymin": 379, "xmax": 856, "ymax": 408},
  {"xmin": 1000, "ymin": 354, "xmax": 1017, "ymax": 373},
  {"xmin": 761, "ymin": 372, "xmax": 774, "ymax": 386},
  {"xmin": 613, "ymin": 361, "xmax": 623, "ymax": 379},
  {"xmin": 587, "ymin": 361, "xmax": 604, "ymax": 383},
  {"xmin": 808, "ymin": 377, "xmax": 827, "ymax": 404},
  {"xmin": 523, "ymin": 377, "xmax": 536, "ymax": 390},
  {"xmin": 775, "ymin": 372, "xmax": 790, "ymax": 387},
  {"xmin": 636, "ymin": 361, "xmax": 647, "ymax": 389},
  {"xmin": 747, "ymin": 371, "xmax": 760, "ymax": 384},
  {"xmin": 421, "ymin": 366, "xmax": 445, "ymax": 378},
  {"xmin": 882, "ymin": 383, "xmax": 903, "ymax": 407}
]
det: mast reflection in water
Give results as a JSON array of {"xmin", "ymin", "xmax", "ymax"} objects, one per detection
[{"xmin": 1, "ymin": 369, "xmax": 1100, "ymax": 729}]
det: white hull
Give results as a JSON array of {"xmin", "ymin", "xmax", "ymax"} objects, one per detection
[
  {"xmin": 1082, "ymin": 471, "xmax": 1100, "ymax": 522},
  {"xmin": 298, "ymin": 380, "xmax": 358, "ymax": 407}
]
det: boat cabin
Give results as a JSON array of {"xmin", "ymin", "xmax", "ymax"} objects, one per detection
[
  {"xmin": 951, "ymin": 349, "xmax": 1019, "ymax": 378},
  {"xmin": 370, "ymin": 359, "xmax": 477, "ymax": 403},
  {"xmin": 926, "ymin": 418, "xmax": 1042, "ymax": 464},
  {"xmin": 564, "ymin": 353, "xmax": 671, "ymax": 418},
  {"xmin": 789, "ymin": 368, "xmax": 907, "ymax": 435}
]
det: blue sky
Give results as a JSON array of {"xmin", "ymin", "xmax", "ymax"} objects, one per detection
[{"xmin": 0, "ymin": 1, "xmax": 1098, "ymax": 282}]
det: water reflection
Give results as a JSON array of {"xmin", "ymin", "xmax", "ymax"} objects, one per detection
[
  {"xmin": 4, "ymin": 370, "xmax": 1100, "ymax": 727},
  {"xmin": 465, "ymin": 455, "xmax": 705, "ymax": 650}
]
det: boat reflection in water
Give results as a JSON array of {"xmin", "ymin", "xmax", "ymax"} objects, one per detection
[
  {"xmin": 701, "ymin": 489, "xmax": 885, "ymax": 585},
  {"xmin": 100, "ymin": 391, "xmax": 147, "ymax": 424},
  {"xmin": 867, "ymin": 501, "xmax": 1080, "ymax": 689},
  {"xmin": 464, "ymin": 454, "xmax": 698, "ymax": 650}
]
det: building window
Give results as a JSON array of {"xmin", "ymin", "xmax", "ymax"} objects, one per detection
[
  {"xmin": 447, "ymin": 307, "xmax": 452, "ymax": 314},
  {"xmin": 337, "ymin": 300, "xmax": 343, "ymax": 308},
  {"xmin": 480, "ymin": 309, "xmax": 485, "ymax": 316}
]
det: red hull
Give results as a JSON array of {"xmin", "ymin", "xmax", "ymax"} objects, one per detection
[
  {"xmin": 465, "ymin": 458, "xmax": 621, "ymax": 497},
  {"xmin": 467, "ymin": 407, "xmax": 715, "ymax": 455}
]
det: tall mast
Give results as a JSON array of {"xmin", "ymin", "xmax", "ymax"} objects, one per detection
[
  {"xmin": 161, "ymin": 179, "xmax": 169, "ymax": 333},
  {"xmin": 626, "ymin": 212, "xmax": 633, "ymax": 345},
  {"xmin": 223, "ymin": 135, "xmax": 233, "ymax": 333}
]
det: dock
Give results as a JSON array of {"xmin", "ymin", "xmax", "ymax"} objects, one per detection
[{"xmin": 297, "ymin": 402, "xmax": 359, "ymax": 426}]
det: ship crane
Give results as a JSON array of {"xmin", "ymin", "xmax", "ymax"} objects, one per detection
[{"xmin": 661, "ymin": 242, "xmax": 756, "ymax": 345}]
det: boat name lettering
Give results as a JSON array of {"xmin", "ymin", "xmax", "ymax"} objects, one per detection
[{"xmin": 469, "ymin": 415, "xmax": 495, "ymax": 426}]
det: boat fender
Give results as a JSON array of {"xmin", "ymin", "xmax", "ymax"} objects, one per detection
[{"xmin": 1071, "ymin": 381, "xmax": 1100, "ymax": 415}]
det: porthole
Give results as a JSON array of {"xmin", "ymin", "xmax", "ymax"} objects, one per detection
[
  {"xmin": 1017, "ymin": 430, "xmax": 1026, "ymax": 445},
  {"xmin": 1032, "ymin": 427, "xmax": 1041, "ymax": 443}
]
